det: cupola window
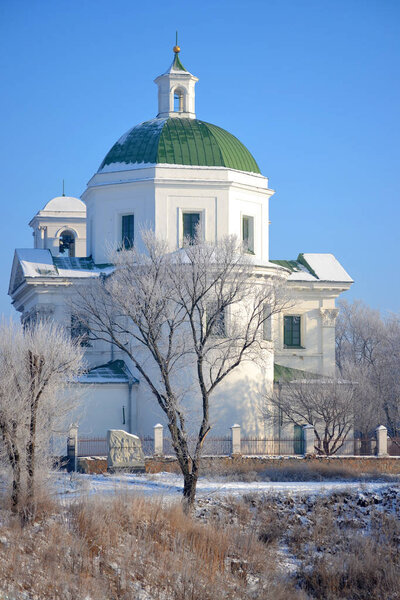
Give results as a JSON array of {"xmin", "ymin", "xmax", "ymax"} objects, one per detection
[
  {"xmin": 174, "ymin": 89, "xmax": 184, "ymax": 112},
  {"xmin": 121, "ymin": 214, "xmax": 134, "ymax": 250},
  {"xmin": 59, "ymin": 230, "xmax": 75, "ymax": 257}
]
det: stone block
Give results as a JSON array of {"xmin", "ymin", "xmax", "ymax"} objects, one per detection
[{"xmin": 107, "ymin": 429, "xmax": 145, "ymax": 472}]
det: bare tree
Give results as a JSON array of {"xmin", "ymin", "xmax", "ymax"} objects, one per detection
[
  {"xmin": 0, "ymin": 320, "xmax": 84, "ymax": 519},
  {"xmin": 75, "ymin": 231, "xmax": 287, "ymax": 508},
  {"xmin": 336, "ymin": 300, "xmax": 400, "ymax": 437},
  {"xmin": 265, "ymin": 377, "xmax": 355, "ymax": 455}
]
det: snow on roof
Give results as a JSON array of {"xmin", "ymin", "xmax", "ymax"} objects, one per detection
[
  {"xmin": 301, "ymin": 253, "xmax": 353, "ymax": 283},
  {"xmin": 16, "ymin": 249, "xmax": 58, "ymax": 277},
  {"xmin": 79, "ymin": 360, "xmax": 138, "ymax": 384},
  {"xmin": 15, "ymin": 249, "xmax": 113, "ymax": 279},
  {"xmin": 98, "ymin": 161, "xmax": 157, "ymax": 174},
  {"xmin": 41, "ymin": 196, "xmax": 86, "ymax": 213},
  {"xmin": 53, "ymin": 256, "xmax": 113, "ymax": 278},
  {"xmin": 270, "ymin": 254, "xmax": 353, "ymax": 283}
]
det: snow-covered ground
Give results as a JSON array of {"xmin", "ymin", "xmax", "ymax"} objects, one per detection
[{"xmin": 57, "ymin": 471, "xmax": 396, "ymax": 501}]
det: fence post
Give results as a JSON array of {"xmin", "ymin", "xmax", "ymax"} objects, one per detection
[
  {"xmin": 67, "ymin": 423, "xmax": 78, "ymax": 472},
  {"xmin": 154, "ymin": 424, "xmax": 164, "ymax": 456},
  {"xmin": 375, "ymin": 425, "xmax": 388, "ymax": 456},
  {"xmin": 231, "ymin": 424, "xmax": 241, "ymax": 456},
  {"xmin": 354, "ymin": 438, "xmax": 362, "ymax": 455},
  {"xmin": 302, "ymin": 424, "xmax": 315, "ymax": 456}
]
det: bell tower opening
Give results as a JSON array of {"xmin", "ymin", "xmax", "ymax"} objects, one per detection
[
  {"xmin": 174, "ymin": 89, "xmax": 185, "ymax": 113},
  {"xmin": 59, "ymin": 230, "xmax": 76, "ymax": 257}
]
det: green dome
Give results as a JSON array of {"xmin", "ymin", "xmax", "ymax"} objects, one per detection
[{"xmin": 99, "ymin": 118, "xmax": 260, "ymax": 174}]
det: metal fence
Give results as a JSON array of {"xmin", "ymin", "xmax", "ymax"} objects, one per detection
[
  {"xmin": 313, "ymin": 438, "xmax": 377, "ymax": 456},
  {"xmin": 388, "ymin": 437, "xmax": 400, "ymax": 456},
  {"xmin": 241, "ymin": 438, "xmax": 304, "ymax": 456},
  {"xmin": 76, "ymin": 434, "xmax": 382, "ymax": 458},
  {"xmin": 162, "ymin": 436, "xmax": 232, "ymax": 456},
  {"xmin": 77, "ymin": 437, "xmax": 107, "ymax": 457},
  {"xmin": 141, "ymin": 436, "xmax": 155, "ymax": 456}
]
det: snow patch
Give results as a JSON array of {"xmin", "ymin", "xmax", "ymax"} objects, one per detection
[
  {"xmin": 99, "ymin": 162, "xmax": 157, "ymax": 174},
  {"xmin": 302, "ymin": 253, "xmax": 353, "ymax": 282},
  {"xmin": 40, "ymin": 196, "xmax": 86, "ymax": 213},
  {"xmin": 16, "ymin": 249, "xmax": 57, "ymax": 278}
]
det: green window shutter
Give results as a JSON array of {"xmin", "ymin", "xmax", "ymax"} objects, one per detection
[
  {"xmin": 284, "ymin": 316, "xmax": 301, "ymax": 347},
  {"xmin": 292, "ymin": 316, "xmax": 301, "ymax": 346},
  {"xmin": 183, "ymin": 212, "xmax": 200, "ymax": 243},
  {"xmin": 122, "ymin": 215, "xmax": 134, "ymax": 249},
  {"xmin": 284, "ymin": 316, "xmax": 292, "ymax": 346}
]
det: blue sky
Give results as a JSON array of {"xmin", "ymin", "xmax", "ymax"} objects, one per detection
[{"xmin": 0, "ymin": 0, "xmax": 399, "ymax": 317}]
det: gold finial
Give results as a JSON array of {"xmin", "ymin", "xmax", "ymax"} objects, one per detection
[{"xmin": 173, "ymin": 30, "xmax": 180, "ymax": 53}]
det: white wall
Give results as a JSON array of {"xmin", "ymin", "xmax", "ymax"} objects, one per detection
[{"xmin": 83, "ymin": 165, "xmax": 273, "ymax": 261}]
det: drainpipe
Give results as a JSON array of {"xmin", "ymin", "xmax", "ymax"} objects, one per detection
[{"xmin": 127, "ymin": 379, "xmax": 133, "ymax": 433}]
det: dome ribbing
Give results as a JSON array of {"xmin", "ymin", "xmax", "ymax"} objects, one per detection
[{"xmin": 99, "ymin": 118, "xmax": 260, "ymax": 174}]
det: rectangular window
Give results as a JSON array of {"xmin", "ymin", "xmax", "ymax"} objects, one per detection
[
  {"xmin": 71, "ymin": 315, "xmax": 91, "ymax": 347},
  {"xmin": 121, "ymin": 214, "xmax": 134, "ymax": 249},
  {"xmin": 183, "ymin": 212, "xmax": 200, "ymax": 244},
  {"xmin": 242, "ymin": 215, "xmax": 254, "ymax": 253},
  {"xmin": 206, "ymin": 304, "xmax": 226, "ymax": 337},
  {"xmin": 284, "ymin": 315, "xmax": 301, "ymax": 348}
]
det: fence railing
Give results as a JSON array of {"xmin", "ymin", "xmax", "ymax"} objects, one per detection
[
  {"xmin": 77, "ymin": 437, "xmax": 107, "ymax": 457},
  {"xmin": 388, "ymin": 437, "xmax": 400, "ymax": 456},
  {"xmin": 76, "ymin": 435, "xmax": 381, "ymax": 458},
  {"xmin": 69, "ymin": 424, "xmax": 390, "ymax": 466},
  {"xmin": 162, "ymin": 436, "xmax": 231, "ymax": 456},
  {"xmin": 241, "ymin": 438, "xmax": 304, "ymax": 456}
]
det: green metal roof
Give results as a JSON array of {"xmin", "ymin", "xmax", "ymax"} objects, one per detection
[
  {"xmin": 99, "ymin": 118, "xmax": 260, "ymax": 174},
  {"xmin": 270, "ymin": 254, "xmax": 319, "ymax": 279},
  {"xmin": 171, "ymin": 53, "xmax": 187, "ymax": 72},
  {"xmin": 274, "ymin": 363, "xmax": 320, "ymax": 383}
]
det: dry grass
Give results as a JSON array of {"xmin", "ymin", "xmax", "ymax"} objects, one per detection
[
  {"xmin": 198, "ymin": 457, "xmax": 400, "ymax": 482},
  {"xmin": 1, "ymin": 486, "xmax": 399, "ymax": 599},
  {"xmin": 0, "ymin": 494, "xmax": 298, "ymax": 600}
]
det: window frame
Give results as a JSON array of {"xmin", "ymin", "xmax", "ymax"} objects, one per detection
[
  {"xmin": 283, "ymin": 315, "xmax": 303, "ymax": 349},
  {"xmin": 242, "ymin": 215, "xmax": 255, "ymax": 254},
  {"xmin": 206, "ymin": 303, "xmax": 227, "ymax": 338},
  {"xmin": 71, "ymin": 315, "xmax": 91, "ymax": 347},
  {"xmin": 121, "ymin": 214, "xmax": 134, "ymax": 250},
  {"xmin": 179, "ymin": 209, "xmax": 205, "ymax": 246}
]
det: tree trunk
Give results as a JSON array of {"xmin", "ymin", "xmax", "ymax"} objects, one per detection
[
  {"xmin": 25, "ymin": 352, "xmax": 43, "ymax": 520},
  {"xmin": 8, "ymin": 442, "xmax": 21, "ymax": 514},
  {"xmin": 182, "ymin": 470, "xmax": 199, "ymax": 512},
  {"xmin": 1, "ymin": 425, "xmax": 21, "ymax": 514}
]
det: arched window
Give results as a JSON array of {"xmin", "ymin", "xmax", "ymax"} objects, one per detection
[
  {"xmin": 59, "ymin": 230, "xmax": 75, "ymax": 257},
  {"xmin": 174, "ymin": 88, "xmax": 184, "ymax": 112}
]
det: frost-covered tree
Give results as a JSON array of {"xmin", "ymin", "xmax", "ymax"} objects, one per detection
[
  {"xmin": 265, "ymin": 376, "xmax": 355, "ymax": 455},
  {"xmin": 0, "ymin": 320, "xmax": 84, "ymax": 519},
  {"xmin": 75, "ymin": 231, "xmax": 287, "ymax": 509},
  {"xmin": 336, "ymin": 300, "xmax": 400, "ymax": 437}
]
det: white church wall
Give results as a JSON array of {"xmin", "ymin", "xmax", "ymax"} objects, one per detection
[
  {"xmin": 131, "ymin": 346, "xmax": 274, "ymax": 439},
  {"xmin": 75, "ymin": 383, "xmax": 132, "ymax": 437},
  {"xmin": 85, "ymin": 179, "xmax": 156, "ymax": 263},
  {"xmin": 228, "ymin": 187, "xmax": 270, "ymax": 262},
  {"xmin": 84, "ymin": 165, "xmax": 273, "ymax": 259},
  {"xmin": 273, "ymin": 286, "xmax": 340, "ymax": 376}
]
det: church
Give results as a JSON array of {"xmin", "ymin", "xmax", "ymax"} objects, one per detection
[{"xmin": 8, "ymin": 44, "xmax": 353, "ymax": 438}]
